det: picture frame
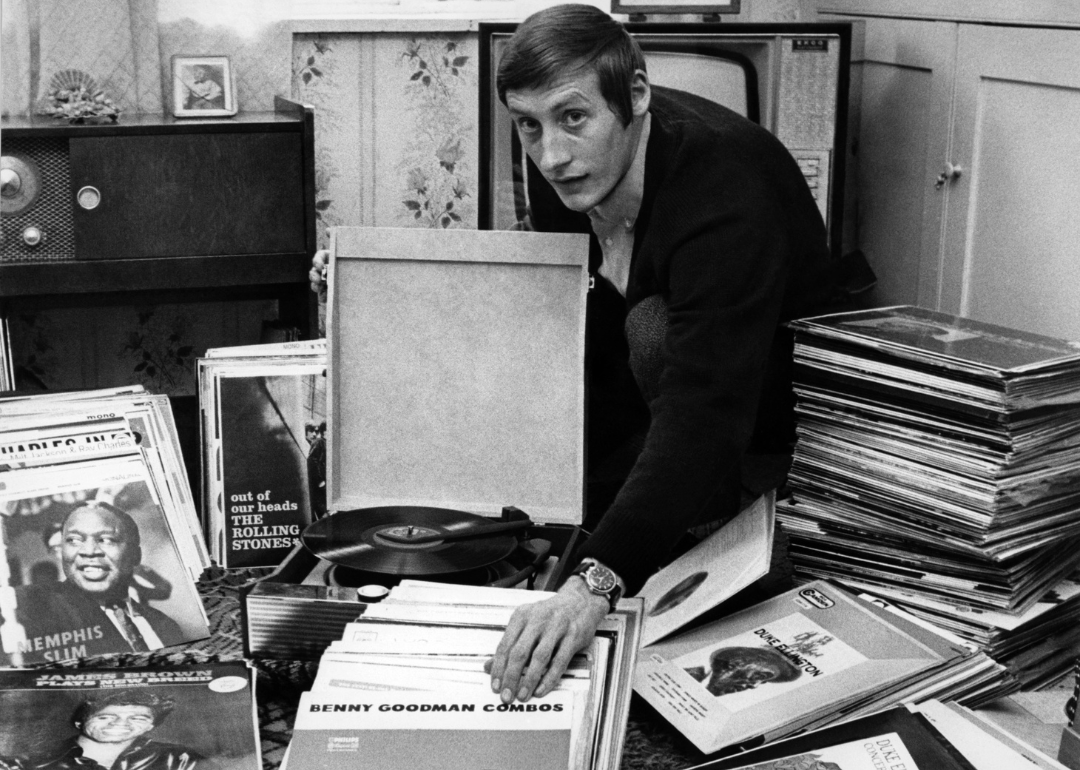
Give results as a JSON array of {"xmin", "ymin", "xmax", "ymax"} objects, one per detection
[
  {"xmin": 611, "ymin": 0, "xmax": 739, "ymax": 15},
  {"xmin": 171, "ymin": 55, "xmax": 237, "ymax": 117}
]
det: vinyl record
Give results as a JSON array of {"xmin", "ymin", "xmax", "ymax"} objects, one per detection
[{"xmin": 301, "ymin": 506, "xmax": 518, "ymax": 576}]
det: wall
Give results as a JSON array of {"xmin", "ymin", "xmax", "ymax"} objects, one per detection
[{"xmin": 1, "ymin": 0, "xmax": 813, "ymax": 394}]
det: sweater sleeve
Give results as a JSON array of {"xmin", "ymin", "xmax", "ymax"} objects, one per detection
[{"xmin": 575, "ymin": 137, "xmax": 802, "ymax": 595}]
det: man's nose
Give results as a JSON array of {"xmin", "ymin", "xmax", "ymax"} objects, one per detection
[
  {"xmin": 79, "ymin": 537, "xmax": 104, "ymax": 554},
  {"xmin": 537, "ymin": 132, "xmax": 571, "ymax": 175}
]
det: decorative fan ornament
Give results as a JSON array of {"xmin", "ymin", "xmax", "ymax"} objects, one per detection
[
  {"xmin": 39, "ymin": 69, "xmax": 120, "ymax": 124},
  {"xmin": 49, "ymin": 69, "xmax": 98, "ymax": 93}
]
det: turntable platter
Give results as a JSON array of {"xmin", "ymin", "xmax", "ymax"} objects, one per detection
[{"xmin": 301, "ymin": 506, "xmax": 518, "ymax": 576}]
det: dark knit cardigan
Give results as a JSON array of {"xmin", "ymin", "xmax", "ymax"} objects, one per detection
[{"xmin": 527, "ymin": 86, "xmax": 839, "ymax": 594}]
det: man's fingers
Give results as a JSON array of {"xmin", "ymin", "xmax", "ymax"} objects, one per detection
[
  {"xmin": 489, "ymin": 608, "xmax": 530, "ymax": 692},
  {"xmin": 516, "ymin": 634, "xmax": 560, "ymax": 702},
  {"xmin": 499, "ymin": 627, "xmax": 541, "ymax": 703},
  {"xmin": 535, "ymin": 642, "xmax": 577, "ymax": 698}
]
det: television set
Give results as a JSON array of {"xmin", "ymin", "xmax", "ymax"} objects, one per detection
[{"xmin": 478, "ymin": 22, "xmax": 853, "ymax": 260}]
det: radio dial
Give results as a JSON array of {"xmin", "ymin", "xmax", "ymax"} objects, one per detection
[
  {"xmin": 22, "ymin": 226, "xmax": 44, "ymax": 247},
  {"xmin": 1, "ymin": 167, "xmax": 22, "ymax": 197}
]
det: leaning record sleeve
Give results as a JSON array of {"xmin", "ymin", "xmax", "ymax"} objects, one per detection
[{"xmin": 634, "ymin": 580, "xmax": 969, "ymax": 754}]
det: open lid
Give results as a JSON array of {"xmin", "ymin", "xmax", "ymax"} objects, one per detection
[{"xmin": 326, "ymin": 227, "xmax": 589, "ymax": 525}]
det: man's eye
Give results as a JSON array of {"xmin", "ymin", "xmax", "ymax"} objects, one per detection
[
  {"xmin": 516, "ymin": 119, "xmax": 539, "ymax": 135},
  {"xmin": 564, "ymin": 111, "xmax": 586, "ymax": 127}
]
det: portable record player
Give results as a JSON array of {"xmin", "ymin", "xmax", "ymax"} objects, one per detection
[{"xmin": 242, "ymin": 227, "xmax": 591, "ymax": 660}]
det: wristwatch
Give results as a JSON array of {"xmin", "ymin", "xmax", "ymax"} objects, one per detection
[{"xmin": 571, "ymin": 558, "xmax": 625, "ymax": 612}]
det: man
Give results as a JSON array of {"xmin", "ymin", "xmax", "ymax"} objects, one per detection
[
  {"xmin": 12, "ymin": 502, "xmax": 186, "ymax": 662},
  {"xmin": 684, "ymin": 646, "xmax": 803, "ymax": 698},
  {"xmin": 305, "ymin": 419, "xmax": 328, "ymax": 520},
  {"xmin": 31, "ymin": 690, "xmax": 208, "ymax": 770},
  {"xmin": 485, "ymin": 5, "xmax": 841, "ymax": 704}
]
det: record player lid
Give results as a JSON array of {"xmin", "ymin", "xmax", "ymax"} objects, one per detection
[{"xmin": 326, "ymin": 227, "xmax": 589, "ymax": 526}]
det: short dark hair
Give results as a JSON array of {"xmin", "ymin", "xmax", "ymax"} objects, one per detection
[
  {"xmin": 64, "ymin": 501, "xmax": 141, "ymax": 549},
  {"xmin": 496, "ymin": 4, "xmax": 646, "ymax": 127},
  {"xmin": 73, "ymin": 690, "xmax": 176, "ymax": 728}
]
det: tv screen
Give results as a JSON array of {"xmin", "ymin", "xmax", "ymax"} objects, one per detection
[{"xmin": 478, "ymin": 23, "xmax": 852, "ymax": 259}]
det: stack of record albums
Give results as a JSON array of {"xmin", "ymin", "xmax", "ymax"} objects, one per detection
[
  {"xmin": 779, "ymin": 305, "xmax": 1080, "ymax": 693},
  {"xmin": 280, "ymin": 579, "xmax": 642, "ymax": 770},
  {"xmin": 0, "ymin": 386, "xmax": 211, "ymax": 665}
]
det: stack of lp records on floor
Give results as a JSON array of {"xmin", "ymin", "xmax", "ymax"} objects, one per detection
[
  {"xmin": 280, "ymin": 580, "xmax": 642, "ymax": 770},
  {"xmin": 0, "ymin": 386, "xmax": 210, "ymax": 665},
  {"xmin": 779, "ymin": 305, "xmax": 1080, "ymax": 690},
  {"xmin": 197, "ymin": 339, "xmax": 328, "ymax": 568}
]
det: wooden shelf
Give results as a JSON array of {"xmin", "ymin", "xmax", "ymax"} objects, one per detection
[{"xmin": 0, "ymin": 253, "xmax": 310, "ymax": 297}]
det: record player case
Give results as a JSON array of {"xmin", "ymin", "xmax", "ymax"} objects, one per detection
[{"xmin": 241, "ymin": 227, "xmax": 592, "ymax": 660}]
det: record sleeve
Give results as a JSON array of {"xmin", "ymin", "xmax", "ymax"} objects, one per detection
[
  {"xmin": 288, "ymin": 689, "xmax": 573, "ymax": 770},
  {"xmin": 0, "ymin": 662, "xmax": 259, "ymax": 770},
  {"xmin": 637, "ymin": 492, "xmax": 773, "ymax": 647},
  {"xmin": 686, "ymin": 703, "xmax": 977, "ymax": 769},
  {"xmin": 635, "ymin": 580, "xmax": 969, "ymax": 754},
  {"xmin": 0, "ymin": 456, "xmax": 209, "ymax": 665}
]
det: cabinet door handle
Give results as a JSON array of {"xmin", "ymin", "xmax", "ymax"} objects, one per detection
[{"xmin": 934, "ymin": 162, "xmax": 963, "ymax": 189}]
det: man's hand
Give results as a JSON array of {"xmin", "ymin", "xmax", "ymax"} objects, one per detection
[
  {"xmin": 487, "ymin": 576, "xmax": 609, "ymax": 704},
  {"xmin": 309, "ymin": 249, "xmax": 329, "ymax": 297}
]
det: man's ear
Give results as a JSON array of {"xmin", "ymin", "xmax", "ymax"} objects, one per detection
[{"xmin": 630, "ymin": 69, "xmax": 651, "ymax": 118}]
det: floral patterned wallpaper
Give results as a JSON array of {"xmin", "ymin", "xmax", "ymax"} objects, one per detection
[
  {"xmin": 396, "ymin": 38, "xmax": 476, "ymax": 230},
  {"xmin": 293, "ymin": 31, "xmax": 479, "ymax": 244}
]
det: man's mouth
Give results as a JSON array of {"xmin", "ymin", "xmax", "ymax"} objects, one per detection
[
  {"xmin": 549, "ymin": 175, "xmax": 586, "ymax": 188},
  {"xmin": 77, "ymin": 564, "xmax": 111, "ymax": 581}
]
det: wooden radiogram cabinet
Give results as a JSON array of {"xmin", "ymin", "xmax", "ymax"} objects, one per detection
[{"xmin": 0, "ymin": 96, "xmax": 317, "ymax": 337}]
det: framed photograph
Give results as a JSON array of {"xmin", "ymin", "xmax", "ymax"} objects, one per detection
[
  {"xmin": 611, "ymin": 0, "xmax": 739, "ymax": 14},
  {"xmin": 171, "ymin": 55, "xmax": 237, "ymax": 117}
]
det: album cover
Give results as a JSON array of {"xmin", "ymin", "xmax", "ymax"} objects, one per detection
[
  {"xmin": 210, "ymin": 361, "xmax": 327, "ymax": 568},
  {"xmin": 790, "ymin": 305, "xmax": 1080, "ymax": 378},
  {"xmin": 0, "ymin": 456, "xmax": 210, "ymax": 666},
  {"xmin": 687, "ymin": 704, "xmax": 977, "ymax": 769},
  {"xmin": 0, "ymin": 663, "xmax": 259, "ymax": 770},
  {"xmin": 637, "ymin": 492, "xmax": 773, "ymax": 647},
  {"xmin": 0, "ymin": 391, "xmax": 208, "ymax": 577},
  {"xmin": 287, "ymin": 690, "xmax": 573, "ymax": 770},
  {"xmin": 635, "ymin": 580, "xmax": 969, "ymax": 754}
]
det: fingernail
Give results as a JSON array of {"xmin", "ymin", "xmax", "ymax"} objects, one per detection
[
  {"xmin": 517, "ymin": 687, "xmax": 530, "ymax": 702},
  {"xmin": 491, "ymin": 678, "xmax": 500, "ymax": 693},
  {"xmin": 501, "ymin": 689, "xmax": 513, "ymax": 703}
]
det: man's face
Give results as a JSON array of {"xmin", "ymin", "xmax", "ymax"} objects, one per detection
[
  {"xmin": 506, "ymin": 67, "xmax": 648, "ymax": 213},
  {"xmin": 61, "ymin": 507, "xmax": 139, "ymax": 597},
  {"xmin": 306, "ymin": 426, "xmax": 317, "ymax": 444},
  {"xmin": 707, "ymin": 655, "xmax": 784, "ymax": 696},
  {"xmin": 80, "ymin": 705, "xmax": 156, "ymax": 744}
]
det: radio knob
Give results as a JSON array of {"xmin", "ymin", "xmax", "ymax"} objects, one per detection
[
  {"xmin": 1, "ymin": 167, "xmax": 21, "ymax": 197},
  {"xmin": 22, "ymin": 226, "xmax": 44, "ymax": 247},
  {"xmin": 77, "ymin": 185, "xmax": 101, "ymax": 210}
]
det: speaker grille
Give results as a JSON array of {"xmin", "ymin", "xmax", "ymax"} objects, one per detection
[{"xmin": 2, "ymin": 137, "xmax": 75, "ymax": 262}]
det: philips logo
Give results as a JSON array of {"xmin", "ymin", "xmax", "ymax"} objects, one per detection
[{"xmin": 799, "ymin": 588, "xmax": 834, "ymax": 609}]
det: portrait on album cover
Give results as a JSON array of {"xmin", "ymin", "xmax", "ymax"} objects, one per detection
[
  {"xmin": 0, "ymin": 479, "xmax": 208, "ymax": 666},
  {"xmin": 0, "ymin": 666, "xmax": 258, "ymax": 770}
]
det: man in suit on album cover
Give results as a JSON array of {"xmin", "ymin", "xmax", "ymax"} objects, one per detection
[{"xmin": 10, "ymin": 501, "xmax": 186, "ymax": 663}]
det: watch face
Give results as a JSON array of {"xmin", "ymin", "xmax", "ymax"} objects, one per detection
[{"xmin": 587, "ymin": 565, "xmax": 617, "ymax": 593}]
